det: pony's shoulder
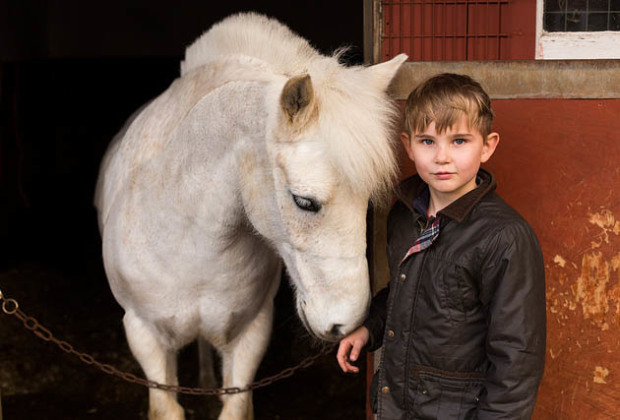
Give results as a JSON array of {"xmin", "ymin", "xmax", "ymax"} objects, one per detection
[{"xmin": 180, "ymin": 12, "xmax": 319, "ymax": 76}]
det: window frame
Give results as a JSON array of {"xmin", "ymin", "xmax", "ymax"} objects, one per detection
[{"xmin": 536, "ymin": 0, "xmax": 620, "ymax": 59}]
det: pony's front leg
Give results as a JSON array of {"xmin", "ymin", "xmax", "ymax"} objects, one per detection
[
  {"xmin": 218, "ymin": 298, "xmax": 274, "ymax": 420},
  {"xmin": 123, "ymin": 311, "xmax": 185, "ymax": 420}
]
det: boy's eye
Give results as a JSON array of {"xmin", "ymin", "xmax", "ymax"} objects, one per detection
[
  {"xmin": 421, "ymin": 139, "xmax": 434, "ymax": 145},
  {"xmin": 454, "ymin": 138, "xmax": 466, "ymax": 145}
]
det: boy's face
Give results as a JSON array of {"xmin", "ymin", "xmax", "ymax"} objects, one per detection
[{"xmin": 401, "ymin": 114, "xmax": 499, "ymax": 209}]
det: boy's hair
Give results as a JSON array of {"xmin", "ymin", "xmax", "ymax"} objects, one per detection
[{"xmin": 404, "ymin": 73, "xmax": 494, "ymax": 138}]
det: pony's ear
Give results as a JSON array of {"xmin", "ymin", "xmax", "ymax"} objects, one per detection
[
  {"xmin": 280, "ymin": 74, "xmax": 314, "ymax": 123},
  {"xmin": 365, "ymin": 53, "xmax": 408, "ymax": 92}
]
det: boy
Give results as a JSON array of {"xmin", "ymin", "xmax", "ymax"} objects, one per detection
[{"xmin": 337, "ymin": 73, "xmax": 546, "ymax": 419}]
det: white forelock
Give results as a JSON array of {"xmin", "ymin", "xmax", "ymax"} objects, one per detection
[{"xmin": 306, "ymin": 57, "xmax": 400, "ymax": 204}]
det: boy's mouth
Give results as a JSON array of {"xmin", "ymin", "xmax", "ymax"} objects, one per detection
[{"xmin": 432, "ymin": 172, "xmax": 455, "ymax": 179}]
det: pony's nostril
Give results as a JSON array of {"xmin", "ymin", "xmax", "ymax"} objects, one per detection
[{"xmin": 328, "ymin": 323, "xmax": 344, "ymax": 338}]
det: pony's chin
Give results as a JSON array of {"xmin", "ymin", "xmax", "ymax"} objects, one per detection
[
  {"xmin": 297, "ymin": 306, "xmax": 318, "ymax": 338},
  {"xmin": 297, "ymin": 307, "xmax": 345, "ymax": 343}
]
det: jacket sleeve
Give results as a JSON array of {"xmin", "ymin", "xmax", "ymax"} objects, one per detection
[
  {"xmin": 477, "ymin": 223, "xmax": 546, "ymax": 419},
  {"xmin": 363, "ymin": 285, "xmax": 389, "ymax": 352}
]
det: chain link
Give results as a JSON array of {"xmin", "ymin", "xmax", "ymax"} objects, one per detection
[{"xmin": 0, "ymin": 288, "xmax": 335, "ymax": 396}]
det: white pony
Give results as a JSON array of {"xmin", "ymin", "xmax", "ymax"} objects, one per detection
[{"xmin": 95, "ymin": 12, "xmax": 406, "ymax": 420}]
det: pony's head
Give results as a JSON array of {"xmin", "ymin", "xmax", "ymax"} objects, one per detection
[{"xmin": 240, "ymin": 54, "xmax": 407, "ymax": 341}]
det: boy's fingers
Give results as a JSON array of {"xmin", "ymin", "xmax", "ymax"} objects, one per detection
[
  {"xmin": 336, "ymin": 340, "xmax": 364, "ymax": 373},
  {"xmin": 337, "ymin": 340, "xmax": 362, "ymax": 373},
  {"xmin": 342, "ymin": 359, "xmax": 359, "ymax": 373},
  {"xmin": 337, "ymin": 341, "xmax": 351, "ymax": 360},
  {"xmin": 347, "ymin": 352, "xmax": 360, "ymax": 373},
  {"xmin": 336, "ymin": 341, "xmax": 352, "ymax": 371}
]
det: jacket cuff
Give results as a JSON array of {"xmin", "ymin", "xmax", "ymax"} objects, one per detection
[{"xmin": 363, "ymin": 312, "xmax": 385, "ymax": 352}]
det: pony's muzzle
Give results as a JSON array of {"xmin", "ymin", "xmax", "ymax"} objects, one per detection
[
  {"xmin": 298, "ymin": 306, "xmax": 344, "ymax": 341},
  {"xmin": 327, "ymin": 323, "xmax": 345, "ymax": 340}
]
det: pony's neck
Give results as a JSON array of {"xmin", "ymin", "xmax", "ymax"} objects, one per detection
[{"xmin": 161, "ymin": 80, "xmax": 271, "ymax": 226}]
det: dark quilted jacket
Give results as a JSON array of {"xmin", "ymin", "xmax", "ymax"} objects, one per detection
[{"xmin": 365, "ymin": 169, "xmax": 546, "ymax": 420}]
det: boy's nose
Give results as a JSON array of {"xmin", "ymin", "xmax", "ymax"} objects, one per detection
[{"xmin": 434, "ymin": 146, "xmax": 450, "ymax": 163}]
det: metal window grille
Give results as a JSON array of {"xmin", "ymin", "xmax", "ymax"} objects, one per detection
[
  {"xmin": 543, "ymin": 0, "xmax": 620, "ymax": 32},
  {"xmin": 380, "ymin": 0, "xmax": 511, "ymax": 61}
]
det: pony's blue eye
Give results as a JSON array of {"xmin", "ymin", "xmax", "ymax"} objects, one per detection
[{"xmin": 292, "ymin": 194, "xmax": 321, "ymax": 212}]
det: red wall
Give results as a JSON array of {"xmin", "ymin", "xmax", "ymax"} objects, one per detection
[
  {"xmin": 381, "ymin": 0, "xmax": 536, "ymax": 61},
  {"xmin": 490, "ymin": 99, "xmax": 620, "ymax": 419}
]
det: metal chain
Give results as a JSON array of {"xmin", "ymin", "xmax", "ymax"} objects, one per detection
[{"xmin": 0, "ymin": 288, "xmax": 335, "ymax": 396}]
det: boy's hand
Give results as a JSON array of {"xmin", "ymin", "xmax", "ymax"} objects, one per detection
[{"xmin": 336, "ymin": 325, "xmax": 370, "ymax": 373}]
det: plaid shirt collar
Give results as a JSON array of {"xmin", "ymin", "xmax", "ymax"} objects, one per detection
[{"xmin": 400, "ymin": 214, "xmax": 441, "ymax": 265}]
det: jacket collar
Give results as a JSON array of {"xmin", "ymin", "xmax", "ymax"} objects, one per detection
[{"xmin": 395, "ymin": 168, "xmax": 497, "ymax": 223}]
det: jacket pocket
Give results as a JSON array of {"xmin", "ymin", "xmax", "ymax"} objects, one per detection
[
  {"xmin": 441, "ymin": 264, "xmax": 480, "ymax": 323},
  {"xmin": 411, "ymin": 366, "xmax": 484, "ymax": 420}
]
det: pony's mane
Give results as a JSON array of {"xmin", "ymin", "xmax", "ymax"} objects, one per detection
[
  {"xmin": 183, "ymin": 12, "xmax": 400, "ymax": 204},
  {"xmin": 306, "ymin": 58, "xmax": 400, "ymax": 205},
  {"xmin": 181, "ymin": 12, "xmax": 319, "ymax": 76}
]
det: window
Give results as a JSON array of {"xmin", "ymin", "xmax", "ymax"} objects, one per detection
[
  {"xmin": 543, "ymin": 0, "xmax": 620, "ymax": 32},
  {"xmin": 536, "ymin": 0, "xmax": 620, "ymax": 58}
]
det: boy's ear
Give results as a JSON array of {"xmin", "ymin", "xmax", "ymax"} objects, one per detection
[
  {"xmin": 400, "ymin": 131, "xmax": 415, "ymax": 162},
  {"xmin": 481, "ymin": 132, "xmax": 500, "ymax": 163}
]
